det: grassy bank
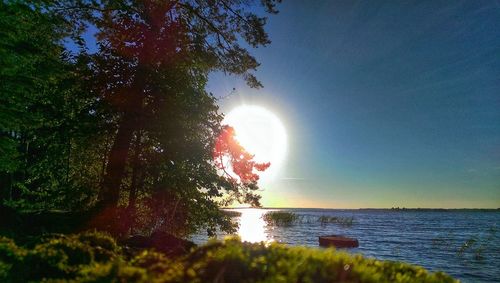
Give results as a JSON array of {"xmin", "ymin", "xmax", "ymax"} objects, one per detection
[{"xmin": 0, "ymin": 232, "xmax": 456, "ymax": 282}]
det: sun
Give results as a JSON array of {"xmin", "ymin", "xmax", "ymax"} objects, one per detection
[{"xmin": 223, "ymin": 105, "xmax": 287, "ymax": 181}]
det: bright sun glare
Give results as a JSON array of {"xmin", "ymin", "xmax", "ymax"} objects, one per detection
[{"xmin": 224, "ymin": 105, "xmax": 287, "ymax": 181}]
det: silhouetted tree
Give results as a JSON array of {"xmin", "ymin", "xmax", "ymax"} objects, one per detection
[
  {"xmin": 0, "ymin": 2, "xmax": 105, "ymax": 210},
  {"xmin": 1, "ymin": 0, "xmax": 280, "ymax": 236}
]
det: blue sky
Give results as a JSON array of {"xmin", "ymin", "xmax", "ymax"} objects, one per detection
[{"xmin": 208, "ymin": 1, "xmax": 500, "ymax": 208}]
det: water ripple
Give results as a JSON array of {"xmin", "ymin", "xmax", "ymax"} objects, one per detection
[{"xmin": 192, "ymin": 209, "xmax": 500, "ymax": 283}]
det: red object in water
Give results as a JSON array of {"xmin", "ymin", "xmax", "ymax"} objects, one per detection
[{"xmin": 319, "ymin": 235, "xmax": 359, "ymax": 248}]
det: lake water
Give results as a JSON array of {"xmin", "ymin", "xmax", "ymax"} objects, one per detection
[{"xmin": 191, "ymin": 208, "xmax": 500, "ymax": 283}]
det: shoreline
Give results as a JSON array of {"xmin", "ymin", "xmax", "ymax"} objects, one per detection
[{"xmin": 225, "ymin": 207, "xmax": 500, "ymax": 212}]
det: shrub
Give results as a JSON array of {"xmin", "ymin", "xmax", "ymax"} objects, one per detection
[
  {"xmin": 0, "ymin": 236, "xmax": 26, "ymax": 281},
  {"xmin": 132, "ymin": 250, "xmax": 172, "ymax": 274},
  {"xmin": 22, "ymin": 235, "xmax": 94, "ymax": 280},
  {"xmin": 4, "ymin": 232, "xmax": 122, "ymax": 282},
  {"xmin": 0, "ymin": 236, "xmax": 26, "ymax": 262},
  {"xmin": 178, "ymin": 237, "xmax": 456, "ymax": 283},
  {"xmin": 77, "ymin": 261, "xmax": 149, "ymax": 283},
  {"xmin": 132, "ymin": 250, "xmax": 184, "ymax": 281},
  {"xmin": 0, "ymin": 233, "xmax": 456, "ymax": 282},
  {"xmin": 76, "ymin": 230, "xmax": 120, "ymax": 262}
]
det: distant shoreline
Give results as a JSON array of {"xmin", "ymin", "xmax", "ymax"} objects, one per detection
[{"xmin": 226, "ymin": 207, "xmax": 500, "ymax": 211}]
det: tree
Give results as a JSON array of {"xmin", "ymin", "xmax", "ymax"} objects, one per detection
[
  {"xmin": 1, "ymin": 0, "xmax": 280, "ymax": 237},
  {"xmin": 0, "ymin": 2, "xmax": 104, "ymax": 210},
  {"xmin": 67, "ymin": 0, "xmax": 279, "ymax": 208},
  {"xmin": 214, "ymin": 126, "xmax": 270, "ymax": 185},
  {"xmin": 54, "ymin": 0, "xmax": 280, "ymax": 235}
]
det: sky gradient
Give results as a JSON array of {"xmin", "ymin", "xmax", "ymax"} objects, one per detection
[{"xmin": 208, "ymin": 1, "xmax": 500, "ymax": 208}]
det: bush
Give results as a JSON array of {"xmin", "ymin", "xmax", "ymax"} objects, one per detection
[
  {"xmin": 132, "ymin": 250, "xmax": 184, "ymax": 280},
  {"xmin": 0, "ymin": 236, "xmax": 26, "ymax": 262},
  {"xmin": 132, "ymin": 250, "xmax": 172, "ymax": 274},
  {"xmin": 76, "ymin": 230, "xmax": 120, "ymax": 262},
  {"xmin": 77, "ymin": 261, "xmax": 149, "ymax": 283},
  {"xmin": 3, "ymin": 232, "xmax": 121, "ymax": 282},
  {"xmin": 23, "ymin": 235, "xmax": 93, "ymax": 279},
  {"xmin": 179, "ymin": 237, "xmax": 456, "ymax": 283},
  {"xmin": 0, "ymin": 236, "xmax": 26, "ymax": 281},
  {"xmin": 0, "ymin": 233, "xmax": 456, "ymax": 282}
]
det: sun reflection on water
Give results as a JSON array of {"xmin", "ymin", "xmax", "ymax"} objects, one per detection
[{"xmin": 235, "ymin": 208, "xmax": 273, "ymax": 243}]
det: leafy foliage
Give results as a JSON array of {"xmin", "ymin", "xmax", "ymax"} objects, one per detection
[
  {"xmin": 0, "ymin": 2, "xmax": 103, "ymax": 209},
  {"xmin": 0, "ymin": 0, "xmax": 279, "ymax": 237},
  {"xmin": 0, "ymin": 232, "xmax": 456, "ymax": 283},
  {"xmin": 0, "ymin": 231, "xmax": 120, "ymax": 282},
  {"xmin": 214, "ymin": 126, "xmax": 271, "ymax": 185}
]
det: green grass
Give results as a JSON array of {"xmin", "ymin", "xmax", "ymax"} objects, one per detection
[
  {"xmin": 262, "ymin": 211, "xmax": 299, "ymax": 226},
  {"xmin": 0, "ymin": 232, "xmax": 456, "ymax": 282}
]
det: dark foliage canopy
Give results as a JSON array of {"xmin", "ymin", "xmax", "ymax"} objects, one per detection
[{"xmin": 0, "ymin": 0, "xmax": 281, "ymax": 237}]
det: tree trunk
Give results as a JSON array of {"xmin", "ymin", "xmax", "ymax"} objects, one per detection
[
  {"xmin": 98, "ymin": 112, "xmax": 135, "ymax": 208},
  {"xmin": 128, "ymin": 132, "xmax": 142, "ymax": 210},
  {"xmin": 97, "ymin": 66, "xmax": 147, "ymax": 209}
]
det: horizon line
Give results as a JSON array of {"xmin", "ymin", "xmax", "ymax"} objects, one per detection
[{"xmin": 225, "ymin": 206, "xmax": 500, "ymax": 210}]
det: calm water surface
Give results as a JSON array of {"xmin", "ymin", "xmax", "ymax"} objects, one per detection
[{"xmin": 192, "ymin": 208, "xmax": 500, "ymax": 283}]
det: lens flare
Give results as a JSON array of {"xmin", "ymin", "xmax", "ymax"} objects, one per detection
[{"xmin": 224, "ymin": 105, "xmax": 287, "ymax": 182}]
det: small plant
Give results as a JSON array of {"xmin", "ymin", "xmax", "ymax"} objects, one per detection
[
  {"xmin": 431, "ymin": 237, "xmax": 450, "ymax": 249},
  {"xmin": 262, "ymin": 211, "xmax": 299, "ymax": 226},
  {"xmin": 457, "ymin": 237, "xmax": 477, "ymax": 258},
  {"xmin": 473, "ymin": 245, "xmax": 485, "ymax": 260},
  {"xmin": 431, "ymin": 227, "xmax": 494, "ymax": 262},
  {"xmin": 337, "ymin": 217, "xmax": 354, "ymax": 227},
  {"xmin": 318, "ymin": 215, "xmax": 354, "ymax": 227},
  {"xmin": 319, "ymin": 215, "xmax": 338, "ymax": 224}
]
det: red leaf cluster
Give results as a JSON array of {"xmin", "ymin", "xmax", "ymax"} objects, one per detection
[
  {"xmin": 214, "ymin": 126, "xmax": 270, "ymax": 183},
  {"xmin": 100, "ymin": 0, "xmax": 188, "ymax": 65}
]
